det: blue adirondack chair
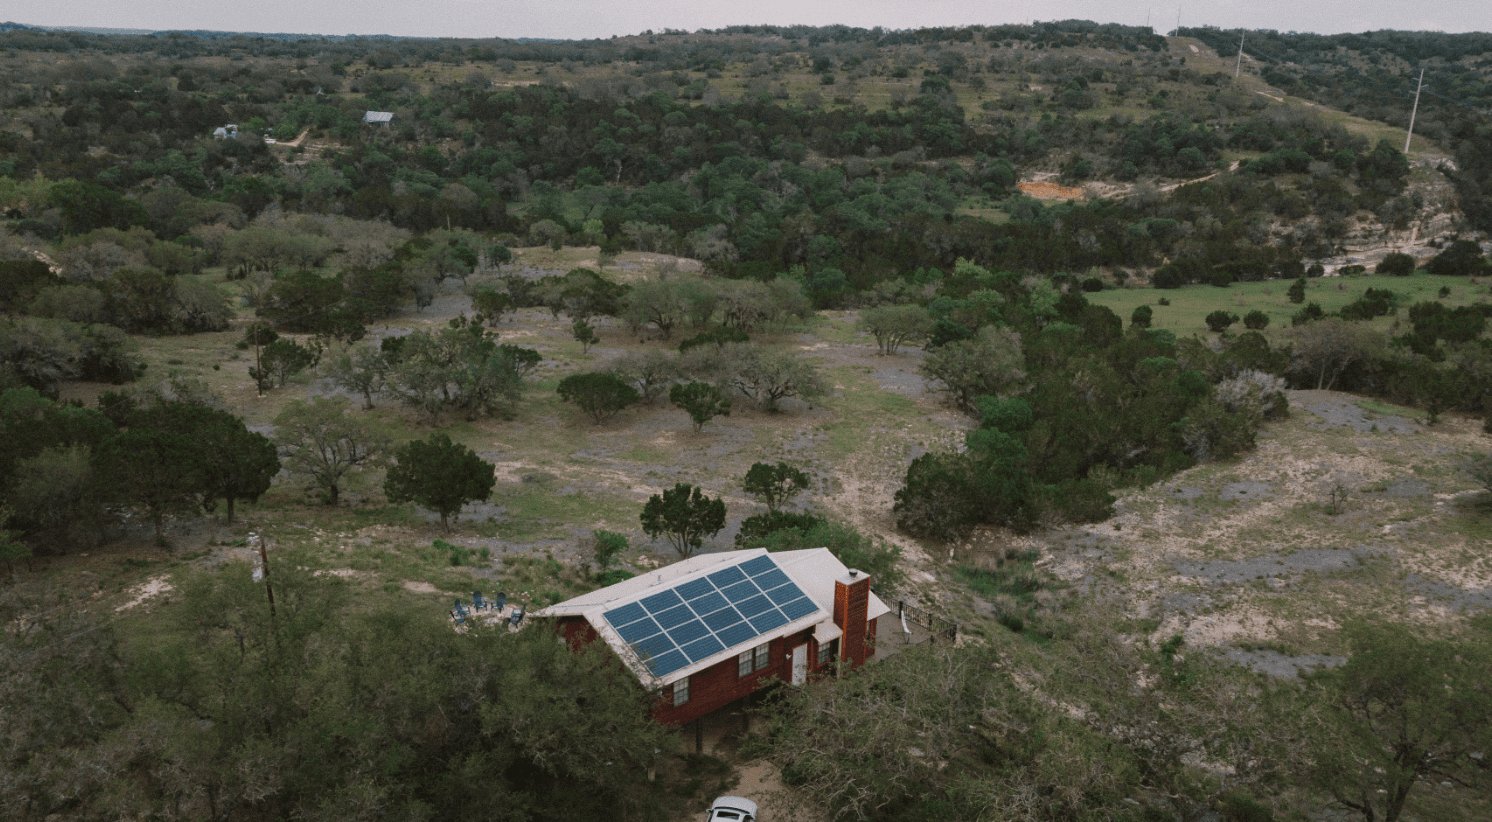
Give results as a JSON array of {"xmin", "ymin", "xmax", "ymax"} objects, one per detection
[
  {"xmin": 450, "ymin": 608, "xmax": 466, "ymax": 624},
  {"xmin": 472, "ymin": 591, "xmax": 489, "ymax": 610},
  {"xmin": 492, "ymin": 592, "xmax": 507, "ymax": 611},
  {"xmin": 509, "ymin": 605, "xmax": 526, "ymax": 627},
  {"xmin": 453, "ymin": 598, "xmax": 470, "ymax": 617}
]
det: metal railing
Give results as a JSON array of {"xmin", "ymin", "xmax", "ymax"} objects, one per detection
[{"xmin": 894, "ymin": 598, "xmax": 959, "ymax": 646}]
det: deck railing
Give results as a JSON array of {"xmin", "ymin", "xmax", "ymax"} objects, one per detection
[{"xmin": 893, "ymin": 598, "xmax": 958, "ymax": 646}]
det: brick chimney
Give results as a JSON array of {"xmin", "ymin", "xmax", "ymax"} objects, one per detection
[{"xmin": 833, "ymin": 569, "xmax": 871, "ymax": 669}]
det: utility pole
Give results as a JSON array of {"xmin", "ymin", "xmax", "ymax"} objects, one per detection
[
  {"xmin": 252, "ymin": 532, "xmax": 276, "ymax": 618},
  {"xmin": 1404, "ymin": 67, "xmax": 1425, "ymax": 155},
  {"xmin": 1235, "ymin": 31, "xmax": 1246, "ymax": 78},
  {"xmin": 253, "ymin": 324, "xmax": 263, "ymax": 397}
]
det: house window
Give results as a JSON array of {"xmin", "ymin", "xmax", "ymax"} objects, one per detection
[
  {"xmin": 817, "ymin": 638, "xmax": 839, "ymax": 667},
  {"xmin": 738, "ymin": 642, "xmax": 771, "ymax": 678},
  {"xmin": 674, "ymin": 676, "xmax": 690, "ymax": 706}
]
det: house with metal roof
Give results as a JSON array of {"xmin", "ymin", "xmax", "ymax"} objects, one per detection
[
  {"xmin": 363, "ymin": 110, "xmax": 394, "ymax": 126},
  {"xmin": 537, "ymin": 547, "xmax": 890, "ymax": 725}
]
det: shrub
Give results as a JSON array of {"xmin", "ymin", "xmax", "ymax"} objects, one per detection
[
  {"xmin": 1242, "ymin": 310, "xmax": 1269, "ymax": 330},
  {"xmin": 1150, "ymin": 264, "xmax": 1186, "ymax": 289},
  {"xmin": 1205, "ymin": 310, "xmax": 1239, "ymax": 332},
  {"xmin": 589, "ymin": 529, "xmax": 629, "ymax": 569},
  {"xmin": 1376, "ymin": 252, "xmax": 1416, "ymax": 276},
  {"xmin": 1426, "ymin": 239, "xmax": 1485, "ymax": 276},
  {"xmin": 557, "ymin": 372, "xmax": 640, "ymax": 424},
  {"xmin": 1291, "ymin": 302, "xmax": 1324, "ymax": 325},
  {"xmin": 735, "ymin": 511, "xmax": 823, "ymax": 546},
  {"xmin": 1130, "ymin": 305, "xmax": 1152, "ymax": 329}
]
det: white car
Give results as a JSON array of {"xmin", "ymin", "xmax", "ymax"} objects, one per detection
[{"xmin": 705, "ymin": 796, "xmax": 758, "ymax": 822}]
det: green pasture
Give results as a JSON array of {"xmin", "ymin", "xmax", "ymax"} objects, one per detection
[{"xmin": 1087, "ymin": 273, "xmax": 1492, "ymax": 341}]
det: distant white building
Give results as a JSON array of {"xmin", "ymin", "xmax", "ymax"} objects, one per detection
[
  {"xmin": 211, "ymin": 124, "xmax": 238, "ymax": 139},
  {"xmin": 363, "ymin": 111, "xmax": 394, "ymax": 126}
]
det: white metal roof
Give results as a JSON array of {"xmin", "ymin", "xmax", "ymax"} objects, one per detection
[{"xmin": 363, "ymin": 110, "xmax": 394, "ymax": 123}]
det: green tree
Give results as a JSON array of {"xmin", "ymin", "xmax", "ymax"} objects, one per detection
[
  {"xmin": 557, "ymin": 372, "xmax": 640, "ymax": 424},
  {"xmin": 95, "ymin": 427, "xmax": 201, "ymax": 544},
  {"xmin": 472, "ymin": 287, "xmax": 514, "ymax": 325},
  {"xmin": 919, "ymin": 326, "xmax": 1026, "ymax": 415},
  {"xmin": 1288, "ymin": 318, "xmax": 1384, "ymax": 390},
  {"xmin": 324, "ymin": 343, "xmax": 392, "ymax": 410},
  {"xmin": 1242, "ymin": 310, "xmax": 1269, "ymax": 330},
  {"xmin": 74, "ymin": 559, "xmax": 679, "ymax": 822},
  {"xmin": 273, "ymin": 397, "xmax": 389, "ymax": 506},
  {"xmin": 640, "ymin": 482, "xmax": 726, "ymax": 558},
  {"xmin": 1131, "ymin": 304, "xmax": 1153, "ymax": 328},
  {"xmin": 1376, "ymin": 252, "xmax": 1416, "ymax": 276},
  {"xmin": 256, "ymin": 268, "xmax": 345, "ymax": 332},
  {"xmin": 1425, "ymin": 239, "xmax": 1486, "ymax": 277},
  {"xmin": 742, "ymin": 461, "xmax": 810, "ymax": 512},
  {"xmin": 669, "ymin": 380, "xmax": 731, "ymax": 432},
  {"xmin": 1307, "ymin": 622, "xmax": 1492, "ymax": 822},
  {"xmin": 193, "ymin": 411, "xmax": 279, "ymax": 524},
  {"xmin": 0, "ymin": 505, "xmax": 31, "ymax": 577},
  {"xmin": 5, "ymin": 445, "xmax": 103, "ymax": 548},
  {"xmin": 712, "ymin": 343, "xmax": 826, "ymax": 412},
  {"xmin": 857, "ymin": 303, "xmax": 934, "ymax": 355},
  {"xmin": 1287, "ymin": 277, "xmax": 1307, "ymax": 304},
  {"xmin": 1205, "ymin": 310, "xmax": 1240, "ymax": 333},
  {"xmin": 621, "ymin": 276, "xmax": 693, "ymax": 340},
  {"xmin": 893, "ymin": 451, "xmax": 983, "ymax": 543},
  {"xmin": 250, "ymin": 337, "xmax": 316, "ymax": 390},
  {"xmin": 589, "ymin": 529, "xmax": 628, "ymax": 570},
  {"xmin": 572, "ymin": 317, "xmax": 600, "ymax": 353},
  {"xmin": 390, "ymin": 319, "xmax": 526, "ymax": 422},
  {"xmin": 383, "ymin": 433, "xmax": 496, "ymax": 530}
]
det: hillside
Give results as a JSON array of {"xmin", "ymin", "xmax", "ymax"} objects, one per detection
[{"xmin": 2, "ymin": 21, "xmax": 1492, "ymax": 822}]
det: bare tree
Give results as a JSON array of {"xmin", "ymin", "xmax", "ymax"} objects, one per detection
[{"xmin": 1288, "ymin": 318, "xmax": 1384, "ymax": 391}]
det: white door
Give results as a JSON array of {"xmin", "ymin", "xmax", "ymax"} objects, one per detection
[{"xmin": 791, "ymin": 644, "xmax": 808, "ymax": 685}]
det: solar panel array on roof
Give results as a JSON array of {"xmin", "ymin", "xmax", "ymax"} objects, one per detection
[{"xmin": 601, "ymin": 554, "xmax": 820, "ymax": 677}]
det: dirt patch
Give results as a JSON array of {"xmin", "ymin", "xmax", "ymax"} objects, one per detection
[
  {"xmin": 115, "ymin": 576, "xmax": 173, "ymax": 611},
  {"xmin": 728, "ymin": 759, "xmax": 822, "ymax": 822},
  {"xmin": 1017, "ymin": 180, "xmax": 1085, "ymax": 200}
]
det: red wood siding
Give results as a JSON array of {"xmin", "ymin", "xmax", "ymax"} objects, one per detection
[
  {"xmin": 557, "ymin": 616, "xmax": 598, "ymax": 652},
  {"xmin": 651, "ymin": 627, "xmax": 815, "ymax": 725}
]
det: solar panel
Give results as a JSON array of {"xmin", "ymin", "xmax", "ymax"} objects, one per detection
[
  {"xmin": 601, "ymin": 555, "xmax": 824, "ymax": 677},
  {"xmin": 603, "ymin": 602, "xmax": 646, "ymax": 627},
  {"xmin": 615, "ymin": 617, "xmax": 662, "ymax": 643},
  {"xmin": 780, "ymin": 597, "xmax": 818, "ymax": 621},
  {"xmin": 754, "ymin": 568, "xmax": 791, "ymax": 590},
  {"xmin": 690, "ymin": 591, "xmax": 727, "ymax": 615},
  {"xmin": 702, "ymin": 606, "xmax": 744, "ymax": 632},
  {"xmin": 764, "ymin": 584, "xmax": 800, "ymax": 606},
  {"xmin": 739, "ymin": 555, "xmax": 776, "ymax": 576}
]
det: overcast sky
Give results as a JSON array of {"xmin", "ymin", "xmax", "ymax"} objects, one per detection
[{"xmin": 9, "ymin": 0, "xmax": 1491, "ymax": 41}]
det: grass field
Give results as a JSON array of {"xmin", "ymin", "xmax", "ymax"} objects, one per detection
[{"xmin": 1086, "ymin": 272, "xmax": 1492, "ymax": 341}]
